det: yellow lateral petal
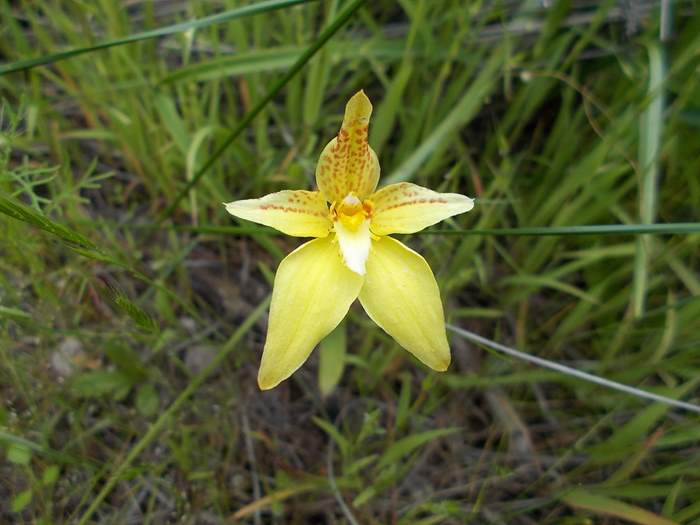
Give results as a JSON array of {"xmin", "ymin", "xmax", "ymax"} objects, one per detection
[
  {"xmin": 224, "ymin": 190, "xmax": 330, "ymax": 237},
  {"xmin": 369, "ymin": 182, "xmax": 474, "ymax": 236},
  {"xmin": 359, "ymin": 236, "xmax": 450, "ymax": 371},
  {"xmin": 315, "ymin": 91, "xmax": 380, "ymax": 202},
  {"xmin": 259, "ymin": 236, "xmax": 363, "ymax": 389}
]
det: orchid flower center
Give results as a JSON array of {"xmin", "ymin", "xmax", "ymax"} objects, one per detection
[
  {"xmin": 330, "ymin": 193, "xmax": 375, "ymax": 275},
  {"xmin": 332, "ymin": 193, "xmax": 374, "ymax": 232}
]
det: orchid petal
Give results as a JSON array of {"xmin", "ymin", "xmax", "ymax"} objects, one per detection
[
  {"xmin": 315, "ymin": 90, "xmax": 380, "ymax": 202},
  {"xmin": 225, "ymin": 190, "xmax": 330, "ymax": 237},
  {"xmin": 359, "ymin": 236, "xmax": 450, "ymax": 371},
  {"xmin": 369, "ymin": 183, "xmax": 474, "ymax": 236},
  {"xmin": 258, "ymin": 237, "xmax": 363, "ymax": 389}
]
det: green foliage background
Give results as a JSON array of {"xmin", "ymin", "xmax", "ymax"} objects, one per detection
[{"xmin": 1, "ymin": 0, "xmax": 699, "ymax": 523}]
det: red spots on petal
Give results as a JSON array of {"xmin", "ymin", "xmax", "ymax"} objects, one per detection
[
  {"xmin": 378, "ymin": 196, "xmax": 448, "ymax": 211},
  {"xmin": 258, "ymin": 200, "xmax": 327, "ymax": 216}
]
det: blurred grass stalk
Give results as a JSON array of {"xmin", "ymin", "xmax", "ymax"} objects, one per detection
[
  {"xmin": 0, "ymin": 0, "xmax": 317, "ymax": 75},
  {"xmin": 633, "ymin": 14, "xmax": 668, "ymax": 318}
]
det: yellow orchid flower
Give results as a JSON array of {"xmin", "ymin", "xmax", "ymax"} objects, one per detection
[{"xmin": 225, "ymin": 90, "xmax": 474, "ymax": 390}]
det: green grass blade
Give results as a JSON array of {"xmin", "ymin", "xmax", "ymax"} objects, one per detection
[
  {"xmin": 562, "ymin": 489, "xmax": 678, "ymax": 525},
  {"xmin": 633, "ymin": 42, "xmax": 667, "ymax": 317},
  {"xmin": 0, "ymin": 195, "xmax": 203, "ymax": 323},
  {"xmin": 446, "ymin": 324, "xmax": 700, "ymax": 415},
  {"xmin": 426, "ymin": 223, "xmax": 700, "ymax": 236},
  {"xmin": 318, "ymin": 320, "xmax": 346, "ymax": 397},
  {"xmin": 164, "ymin": 222, "xmax": 700, "ymax": 237},
  {"xmin": 159, "ymin": 0, "xmax": 368, "ymax": 221},
  {"xmin": 68, "ymin": 221, "xmax": 700, "ymax": 237},
  {"xmin": 159, "ymin": 47, "xmax": 304, "ymax": 85},
  {"xmin": 0, "ymin": 0, "xmax": 316, "ymax": 75},
  {"xmin": 303, "ymin": 0, "xmax": 339, "ymax": 127},
  {"xmin": 376, "ymin": 428, "xmax": 459, "ymax": 470},
  {"xmin": 0, "ymin": 195, "xmax": 96, "ymax": 250},
  {"xmin": 369, "ymin": 0, "xmax": 424, "ymax": 154}
]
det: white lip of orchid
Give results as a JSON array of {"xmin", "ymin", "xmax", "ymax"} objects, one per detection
[{"xmin": 331, "ymin": 193, "xmax": 374, "ymax": 275}]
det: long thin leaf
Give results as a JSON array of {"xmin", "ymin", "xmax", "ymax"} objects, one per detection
[
  {"xmin": 0, "ymin": 195, "xmax": 96, "ymax": 249},
  {"xmin": 427, "ymin": 223, "xmax": 700, "ymax": 236},
  {"xmin": 0, "ymin": 195, "xmax": 202, "ymax": 322},
  {"xmin": 70, "ymin": 221, "xmax": 700, "ymax": 237},
  {"xmin": 446, "ymin": 324, "xmax": 700, "ymax": 415},
  {"xmin": 562, "ymin": 488, "xmax": 678, "ymax": 525},
  {"xmin": 633, "ymin": 41, "xmax": 667, "ymax": 317},
  {"xmin": 0, "ymin": 0, "xmax": 316, "ymax": 75},
  {"xmin": 231, "ymin": 483, "xmax": 319, "ymax": 520},
  {"xmin": 376, "ymin": 428, "xmax": 459, "ymax": 470}
]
